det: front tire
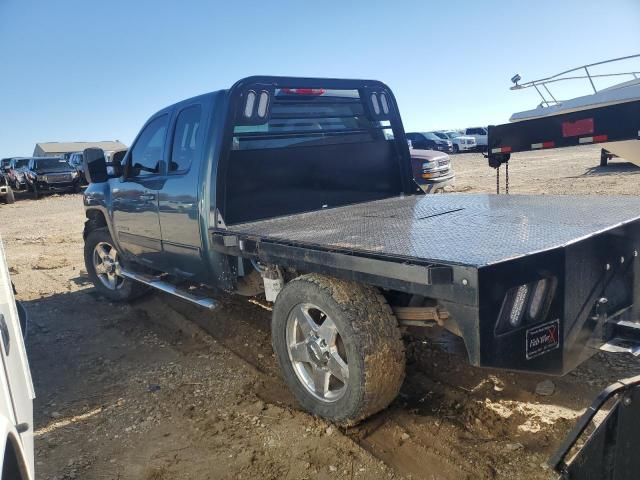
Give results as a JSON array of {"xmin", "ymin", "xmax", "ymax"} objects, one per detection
[
  {"xmin": 453, "ymin": 144, "xmax": 459, "ymax": 153},
  {"xmin": 84, "ymin": 228, "xmax": 148, "ymax": 301},
  {"xmin": 272, "ymin": 274, "xmax": 405, "ymax": 425},
  {"xmin": 600, "ymin": 148, "xmax": 609, "ymax": 167}
]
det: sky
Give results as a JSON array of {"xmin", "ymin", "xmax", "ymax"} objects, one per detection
[{"xmin": 0, "ymin": 0, "xmax": 639, "ymax": 156}]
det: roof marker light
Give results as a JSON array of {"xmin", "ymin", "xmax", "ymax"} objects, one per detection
[
  {"xmin": 380, "ymin": 92, "xmax": 389, "ymax": 114},
  {"xmin": 244, "ymin": 91, "xmax": 256, "ymax": 118},
  {"xmin": 257, "ymin": 91, "xmax": 269, "ymax": 118},
  {"xmin": 371, "ymin": 93, "xmax": 380, "ymax": 115}
]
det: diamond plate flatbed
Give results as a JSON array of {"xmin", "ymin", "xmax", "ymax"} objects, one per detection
[{"xmin": 223, "ymin": 194, "xmax": 640, "ymax": 267}]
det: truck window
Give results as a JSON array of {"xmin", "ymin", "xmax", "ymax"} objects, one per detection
[
  {"xmin": 129, "ymin": 114, "xmax": 168, "ymax": 176},
  {"xmin": 170, "ymin": 105, "xmax": 202, "ymax": 173}
]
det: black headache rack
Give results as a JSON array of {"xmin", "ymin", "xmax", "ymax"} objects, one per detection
[
  {"xmin": 211, "ymin": 194, "xmax": 640, "ymax": 375},
  {"xmin": 487, "ymin": 98, "xmax": 640, "ymax": 168},
  {"xmin": 550, "ymin": 375, "xmax": 640, "ymax": 479}
]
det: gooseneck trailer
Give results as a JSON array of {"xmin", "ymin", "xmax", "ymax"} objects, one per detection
[{"xmin": 83, "ymin": 76, "xmax": 640, "ymax": 426}]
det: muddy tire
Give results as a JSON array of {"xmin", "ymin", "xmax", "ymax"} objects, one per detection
[
  {"xmin": 272, "ymin": 274, "xmax": 405, "ymax": 425},
  {"xmin": 84, "ymin": 228, "xmax": 148, "ymax": 302}
]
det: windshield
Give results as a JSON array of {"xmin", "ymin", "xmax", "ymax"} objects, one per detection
[
  {"xmin": 432, "ymin": 132, "xmax": 449, "ymax": 140},
  {"xmin": 444, "ymin": 131, "xmax": 460, "ymax": 138},
  {"xmin": 14, "ymin": 159, "xmax": 29, "ymax": 168},
  {"xmin": 33, "ymin": 158, "xmax": 72, "ymax": 171}
]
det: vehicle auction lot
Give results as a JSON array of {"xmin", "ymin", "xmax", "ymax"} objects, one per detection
[{"xmin": 3, "ymin": 144, "xmax": 640, "ymax": 480}]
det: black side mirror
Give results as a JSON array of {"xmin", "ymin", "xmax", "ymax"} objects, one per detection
[{"xmin": 83, "ymin": 148, "xmax": 108, "ymax": 184}]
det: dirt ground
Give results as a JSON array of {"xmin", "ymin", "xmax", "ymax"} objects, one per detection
[{"xmin": 1, "ymin": 144, "xmax": 640, "ymax": 480}]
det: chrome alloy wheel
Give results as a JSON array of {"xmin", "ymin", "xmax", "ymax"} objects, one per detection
[
  {"xmin": 286, "ymin": 303, "xmax": 349, "ymax": 402},
  {"xmin": 92, "ymin": 241, "xmax": 124, "ymax": 290}
]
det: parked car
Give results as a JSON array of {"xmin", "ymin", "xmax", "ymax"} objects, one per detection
[
  {"xmin": 24, "ymin": 157, "xmax": 80, "ymax": 198},
  {"xmin": 0, "ymin": 238, "xmax": 35, "ymax": 479},
  {"xmin": 406, "ymin": 132, "xmax": 453, "ymax": 152},
  {"xmin": 462, "ymin": 127, "xmax": 488, "ymax": 150},
  {"xmin": 7, "ymin": 158, "xmax": 30, "ymax": 191},
  {"xmin": 410, "ymin": 147, "xmax": 454, "ymax": 192},
  {"xmin": 439, "ymin": 131, "xmax": 477, "ymax": 153}
]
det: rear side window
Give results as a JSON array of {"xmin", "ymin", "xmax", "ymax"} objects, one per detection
[
  {"xmin": 170, "ymin": 105, "xmax": 202, "ymax": 173},
  {"xmin": 232, "ymin": 88, "xmax": 391, "ymax": 150},
  {"xmin": 129, "ymin": 115, "xmax": 168, "ymax": 176}
]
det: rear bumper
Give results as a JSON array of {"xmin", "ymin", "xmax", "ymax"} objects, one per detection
[{"xmin": 463, "ymin": 223, "xmax": 640, "ymax": 375}]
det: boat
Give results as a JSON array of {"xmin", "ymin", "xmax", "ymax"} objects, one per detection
[{"xmin": 508, "ymin": 54, "xmax": 640, "ymax": 165}]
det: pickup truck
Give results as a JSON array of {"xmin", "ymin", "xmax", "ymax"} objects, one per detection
[{"xmin": 82, "ymin": 76, "xmax": 640, "ymax": 425}]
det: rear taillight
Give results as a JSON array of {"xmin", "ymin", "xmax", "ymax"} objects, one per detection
[{"xmin": 496, "ymin": 277, "xmax": 557, "ymax": 334}]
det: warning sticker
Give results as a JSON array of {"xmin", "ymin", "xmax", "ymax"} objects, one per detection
[{"xmin": 526, "ymin": 319, "xmax": 560, "ymax": 360}]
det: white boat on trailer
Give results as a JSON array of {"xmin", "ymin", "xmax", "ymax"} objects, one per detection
[{"xmin": 506, "ymin": 54, "xmax": 640, "ymax": 166}]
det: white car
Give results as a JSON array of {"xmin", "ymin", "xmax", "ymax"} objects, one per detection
[
  {"xmin": 462, "ymin": 127, "xmax": 488, "ymax": 150},
  {"xmin": 440, "ymin": 131, "xmax": 477, "ymax": 153},
  {"xmin": 0, "ymin": 238, "xmax": 34, "ymax": 479}
]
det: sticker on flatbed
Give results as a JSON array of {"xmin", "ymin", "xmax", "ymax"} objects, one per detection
[{"xmin": 526, "ymin": 319, "xmax": 560, "ymax": 360}]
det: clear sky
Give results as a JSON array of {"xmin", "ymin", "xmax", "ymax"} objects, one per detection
[{"xmin": 1, "ymin": 0, "xmax": 638, "ymax": 156}]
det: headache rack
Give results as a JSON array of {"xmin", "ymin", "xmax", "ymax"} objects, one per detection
[{"xmin": 488, "ymin": 54, "xmax": 640, "ymax": 172}]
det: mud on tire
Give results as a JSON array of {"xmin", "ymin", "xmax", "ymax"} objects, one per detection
[
  {"xmin": 272, "ymin": 273, "xmax": 405, "ymax": 425},
  {"xmin": 84, "ymin": 227, "xmax": 148, "ymax": 302}
]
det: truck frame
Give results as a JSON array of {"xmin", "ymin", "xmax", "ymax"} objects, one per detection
[{"xmin": 83, "ymin": 76, "xmax": 640, "ymax": 425}]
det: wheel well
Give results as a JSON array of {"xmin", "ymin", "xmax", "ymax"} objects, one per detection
[
  {"xmin": 84, "ymin": 210, "xmax": 107, "ymax": 239},
  {"xmin": 2, "ymin": 435, "xmax": 26, "ymax": 480}
]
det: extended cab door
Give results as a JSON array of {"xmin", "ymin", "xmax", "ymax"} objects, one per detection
[
  {"xmin": 157, "ymin": 102, "xmax": 207, "ymax": 279},
  {"xmin": 112, "ymin": 114, "xmax": 168, "ymax": 265}
]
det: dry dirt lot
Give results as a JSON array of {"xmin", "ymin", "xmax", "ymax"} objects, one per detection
[{"xmin": 1, "ymin": 144, "xmax": 640, "ymax": 480}]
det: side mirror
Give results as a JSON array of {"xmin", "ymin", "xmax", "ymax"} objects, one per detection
[{"xmin": 83, "ymin": 148, "xmax": 108, "ymax": 184}]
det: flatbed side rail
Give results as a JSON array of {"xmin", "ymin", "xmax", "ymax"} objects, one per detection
[{"xmin": 209, "ymin": 230, "xmax": 478, "ymax": 306}]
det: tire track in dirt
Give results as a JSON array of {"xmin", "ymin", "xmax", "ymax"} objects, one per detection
[{"xmin": 140, "ymin": 292, "xmax": 567, "ymax": 480}]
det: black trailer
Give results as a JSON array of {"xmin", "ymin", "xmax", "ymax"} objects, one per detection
[{"xmin": 488, "ymin": 54, "xmax": 640, "ymax": 171}]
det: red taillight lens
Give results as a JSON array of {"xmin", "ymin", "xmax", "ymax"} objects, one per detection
[{"xmin": 280, "ymin": 88, "xmax": 326, "ymax": 95}]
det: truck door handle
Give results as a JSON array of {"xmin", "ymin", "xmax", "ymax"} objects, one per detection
[{"xmin": 140, "ymin": 193, "xmax": 156, "ymax": 201}]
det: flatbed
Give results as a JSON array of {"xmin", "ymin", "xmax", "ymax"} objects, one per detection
[{"xmin": 221, "ymin": 194, "xmax": 640, "ymax": 267}]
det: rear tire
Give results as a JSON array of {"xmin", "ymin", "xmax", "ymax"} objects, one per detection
[
  {"xmin": 272, "ymin": 274, "xmax": 405, "ymax": 425},
  {"xmin": 84, "ymin": 228, "xmax": 149, "ymax": 302}
]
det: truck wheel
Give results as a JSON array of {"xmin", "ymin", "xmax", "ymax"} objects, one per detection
[
  {"xmin": 84, "ymin": 228, "xmax": 148, "ymax": 301},
  {"xmin": 453, "ymin": 144, "xmax": 459, "ymax": 153},
  {"xmin": 272, "ymin": 274, "xmax": 405, "ymax": 425},
  {"xmin": 31, "ymin": 185, "xmax": 39, "ymax": 200},
  {"xmin": 4, "ymin": 188, "xmax": 15, "ymax": 204}
]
